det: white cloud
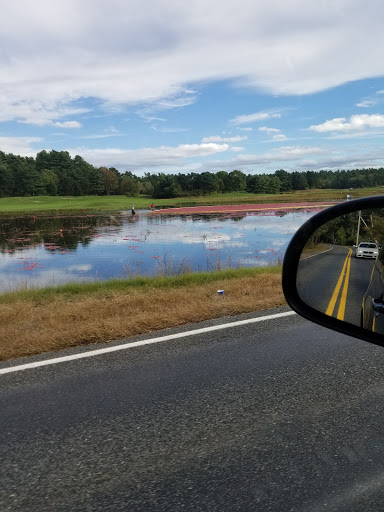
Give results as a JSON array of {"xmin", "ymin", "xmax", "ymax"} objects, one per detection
[
  {"xmin": 201, "ymin": 135, "xmax": 247, "ymax": 142},
  {"xmin": 231, "ymin": 112, "xmax": 281, "ymax": 125},
  {"xmin": 0, "ymin": 96, "xmax": 89, "ymax": 126},
  {"xmin": 81, "ymin": 126, "xmax": 120, "ymax": 139},
  {"xmin": 67, "ymin": 142, "xmax": 230, "ymax": 170},
  {"xmin": 326, "ymin": 130, "xmax": 384, "ymax": 140},
  {"xmin": 0, "ymin": 136, "xmax": 42, "ymax": 155},
  {"xmin": 356, "ymin": 100, "xmax": 375, "ymax": 108},
  {"xmin": 237, "ymin": 127, "xmax": 253, "ymax": 132},
  {"xmin": 196, "ymin": 143, "xmax": 384, "ymax": 174},
  {"xmin": 54, "ymin": 121, "xmax": 81, "ymax": 128},
  {"xmin": 150, "ymin": 125, "xmax": 188, "ymax": 133},
  {"xmin": 82, "ymin": 134, "xmax": 123, "ymax": 139},
  {"xmin": 259, "ymin": 126, "xmax": 287, "ymax": 140},
  {"xmin": 1, "ymin": 1, "xmax": 384, "ymax": 126},
  {"xmin": 309, "ymin": 114, "xmax": 384, "ymax": 133},
  {"xmin": 356, "ymin": 90, "xmax": 384, "ymax": 108},
  {"xmin": 271, "ymin": 145, "xmax": 326, "ymax": 158},
  {"xmin": 47, "ymin": 140, "xmax": 384, "ymax": 176},
  {"xmin": 154, "ymin": 95, "xmax": 197, "ymax": 110},
  {"xmin": 196, "ymin": 145, "xmax": 327, "ymax": 171},
  {"xmin": 259, "ymin": 127, "xmax": 281, "ymax": 133},
  {"xmin": 137, "ymin": 91, "xmax": 198, "ymax": 121}
]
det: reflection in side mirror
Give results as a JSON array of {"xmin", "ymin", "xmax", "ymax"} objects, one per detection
[
  {"xmin": 297, "ymin": 208, "xmax": 381, "ymax": 327},
  {"xmin": 282, "ymin": 196, "xmax": 384, "ymax": 347}
]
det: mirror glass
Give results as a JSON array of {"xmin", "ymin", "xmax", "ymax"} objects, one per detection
[{"xmin": 297, "ymin": 208, "xmax": 384, "ymax": 334}]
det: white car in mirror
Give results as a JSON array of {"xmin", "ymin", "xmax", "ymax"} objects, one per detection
[{"xmin": 355, "ymin": 242, "xmax": 379, "ymax": 259}]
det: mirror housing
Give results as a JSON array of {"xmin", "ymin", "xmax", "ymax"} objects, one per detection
[{"xmin": 282, "ymin": 195, "xmax": 384, "ymax": 348}]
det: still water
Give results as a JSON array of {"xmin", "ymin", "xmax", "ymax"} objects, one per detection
[{"xmin": 0, "ymin": 209, "xmax": 318, "ymax": 291}]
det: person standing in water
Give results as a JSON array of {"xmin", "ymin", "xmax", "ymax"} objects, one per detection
[{"xmin": 131, "ymin": 204, "xmax": 135, "ymax": 215}]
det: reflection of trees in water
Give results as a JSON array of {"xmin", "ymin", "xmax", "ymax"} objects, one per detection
[
  {"xmin": 149, "ymin": 212, "xmax": 249, "ymax": 223},
  {"xmin": 231, "ymin": 215, "xmax": 247, "ymax": 222},
  {"xmin": 0, "ymin": 214, "xmax": 124, "ymax": 253},
  {"xmin": 146, "ymin": 215, "xmax": 170, "ymax": 226},
  {"xmin": 146, "ymin": 213, "xmax": 245, "ymax": 224}
]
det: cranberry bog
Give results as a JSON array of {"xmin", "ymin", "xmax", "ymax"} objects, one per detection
[{"xmin": 0, "ymin": 202, "xmax": 333, "ymax": 292}]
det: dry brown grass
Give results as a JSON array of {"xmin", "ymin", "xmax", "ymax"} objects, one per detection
[
  {"xmin": 0, "ymin": 274, "xmax": 285, "ymax": 361},
  {"xmin": 301, "ymin": 243, "xmax": 332, "ymax": 258}
]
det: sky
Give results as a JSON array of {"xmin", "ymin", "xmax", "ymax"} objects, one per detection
[{"xmin": 2, "ymin": 0, "xmax": 384, "ymax": 176}]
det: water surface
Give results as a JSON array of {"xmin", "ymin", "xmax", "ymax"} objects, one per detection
[{"xmin": 0, "ymin": 208, "xmax": 318, "ymax": 291}]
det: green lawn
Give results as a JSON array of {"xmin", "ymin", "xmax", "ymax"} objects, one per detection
[
  {"xmin": 0, "ymin": 195, "xmax": 148, "ymax": 213},
  {"xmin": 0, "ymin": 188, "xmax": 383, "ymax": 214}
]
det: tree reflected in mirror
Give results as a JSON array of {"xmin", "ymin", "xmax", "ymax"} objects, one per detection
[{"xmin": 296, "ymin": 208, "xmax": 384, "ymax": 334}]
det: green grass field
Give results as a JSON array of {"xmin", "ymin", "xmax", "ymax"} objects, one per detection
[
  {"xmin": 0, "ymin": 187, "xmax": 383, "ymax": 214},
  {"xmin": 0, "ymin": 266, "xmax": 281, "ymax": 304}
]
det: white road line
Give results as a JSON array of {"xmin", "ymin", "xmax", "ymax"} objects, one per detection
[{"xmin": 0, "ymin": 311, "xmax": 296, "ymax": 375}]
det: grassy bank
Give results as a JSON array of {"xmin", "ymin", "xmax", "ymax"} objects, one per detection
[
  {"xmin": 0, "ymin": 267, "xmax": 284, "ymax": 361},
  {"xmin": 301, "ymin": 243, "xmax": 332, "ymax": 258},
  {"xmin": 0, "ymin": 187, "xmax": 383, "ymax": 214}
]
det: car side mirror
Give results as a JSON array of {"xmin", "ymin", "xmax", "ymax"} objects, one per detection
[{"xmin": 282, "ymin": 196, "xmax": 384, "ymax": 348}]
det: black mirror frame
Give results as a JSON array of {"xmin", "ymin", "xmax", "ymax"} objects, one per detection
[{"xmin": 282, "ymin": 195, "xmax": 384, "ymax": 348}]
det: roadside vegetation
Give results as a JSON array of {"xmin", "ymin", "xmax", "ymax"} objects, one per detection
[
  {"xmin": 305, "ymin": 209, "xmax": 384, "ymax": 248},
  {"xmin": 301, "ymin": 243, "xmax": 332, "ymax": 258},
  {"xmin": 0, "ymin": 187, "xmax": 383, "ymax": 215},
  {"xmin": 0, "ymin": 267, "xmax": 284, "ymax": 361}
]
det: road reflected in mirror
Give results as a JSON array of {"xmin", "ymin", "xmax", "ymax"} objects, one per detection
[{"xmin": 296, "ymin": 208, "xmax": 384, "ymax": 334}]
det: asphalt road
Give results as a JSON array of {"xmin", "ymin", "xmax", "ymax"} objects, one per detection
[
  {"xmin": 3, "ymin": 308, "xmax": 384, "ymax": 511},
  {"xmin": 298, "ymin": 246, "xmax": 375, "ymax": 325}
]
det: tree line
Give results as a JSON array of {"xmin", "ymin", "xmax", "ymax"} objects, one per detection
[
  {"xmin": 1, "ymin": 149, "xmax": 384, "ymax": 198},
  {"xmin": 308, "ymin": 209, "xmax": 384, "ymax": 248}
]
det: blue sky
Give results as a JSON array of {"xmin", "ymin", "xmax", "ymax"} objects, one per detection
[{"xmin": 2, "ymin": 0, "xmax": 384, "ymax": 176}]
